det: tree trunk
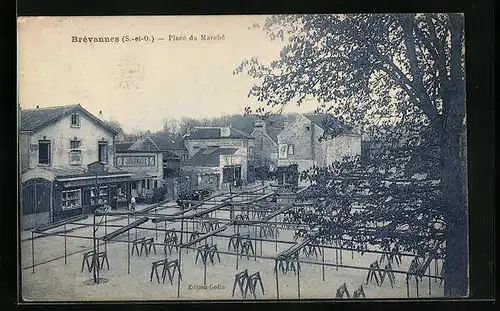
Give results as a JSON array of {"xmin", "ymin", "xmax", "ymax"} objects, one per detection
[
  {"xmin": 441, "ymin": 13, "xmax": 468, "ymax": 297},
  {"xmin": 441, "ymin": 127, "xmax": 468, "ymax": 297}
]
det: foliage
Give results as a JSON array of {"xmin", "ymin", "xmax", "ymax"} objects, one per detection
[
  {"xmin": 103, "ymin": 119, "xmax": 124, "ymax": 134},
  {"xmin": 157, "ymin": 113, "xmax": 300, "ymax": 137},
  {"xmin": 235, "ymin": 13, "xmax": 466, "ymax": 296}
]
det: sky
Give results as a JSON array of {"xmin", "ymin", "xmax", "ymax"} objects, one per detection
[{"xmin": 18, "ymin": 15, "xmax": 315, "ymax": 133}]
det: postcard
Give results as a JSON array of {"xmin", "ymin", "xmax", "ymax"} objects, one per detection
[{"xmin": 18, "ymin": 14, "xmax": 467, "ymax": 301}]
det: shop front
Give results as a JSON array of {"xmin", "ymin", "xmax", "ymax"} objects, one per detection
[
  {"xmin": 115, "ymin": 145, "xmax": 164, "ymax": 203},
  {"xmin": 52, "ymin": 162, "xmax": 132, "ymax": 221},
  {"xmin": 222, "ymin": 164, "xmax": 243, "ymax": 189},
  {"xmin": 129, "ymin": 172, "xmax": 164, "ymax": 203},
  {"xmin": 20, "ymin": 162, "xmax": 132, "ymax": 228}
]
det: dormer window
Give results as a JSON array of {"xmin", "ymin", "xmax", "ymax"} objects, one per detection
[
  {"xmin": 288, "ymin": 144, "xmax": 295, "ymax": 155},
  {"xmin": 70, "ymin": 113, "xmax": 80, "ymax": 127}
]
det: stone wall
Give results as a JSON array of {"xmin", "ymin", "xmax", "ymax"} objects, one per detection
[
  {"xmin": 252, "ymin": 129, "xmax": 278, "ymax": 167},
  {"xmin": 277, "ymin": 115, "xmax": 314, "ymax": 161}
]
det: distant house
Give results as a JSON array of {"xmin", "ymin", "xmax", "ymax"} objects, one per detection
[
  {"xmin": 277, "ymin": 113, "xmax": 362, "ymax": 174},
  {"xmin": 149, "ymin": 134, "xmax": 188, "ymax": 165},
  {"xmin": 19, "ymin": 104, "xmax": 132, "ymax": 229},
  {"xmin": 183, "ymin": 126, "xmax": 255, "ymax": 184},
  {"xmin": 251, "ymin": 120, "xmax": 281, "ymax": 170},
  {"xmin": 115, "ymin": 136, "xmax": 165, "ymax": 200},
  {"xmin": 181, "ymin": 147, "xmax": 247, "ymax": 191}
]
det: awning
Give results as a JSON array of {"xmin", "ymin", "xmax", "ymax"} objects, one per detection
[
  {"xmin": 57, "ymin": 174, "xmax": 133, "ymax": 188},
  {"xmin": 129, "ymin": 172, "xmax": 153, "ymax": 181}
]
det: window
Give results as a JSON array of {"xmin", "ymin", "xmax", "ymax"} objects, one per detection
[
  {"xmin": 38, "ymin": 140, "xmax": 51, "ymax": 165},
  {"xmin": 249, "ymin": 146, "xmax": 254, "ymax": 159},
  {"xmin": 146, "ymin": 179, "xmax": 151, "ymax": 190},
  {"xmin": 278, "ymin": 144, "xmax": 288, "ymax": 159},
  {"xmin": 142, "ymin": 180, "xmax": 146, "ymax": 189},
  {"xmin": 90, "ymin": 186, "xmax": 108, "ymax": 205},
  {"xmin": 69, "ymin": 140, "xmax": 82, "ymax": 165},
  {"xmin": 305, "ymin": 126, "xmax": 310, "ymax": 131},
  {"xmin": 288, "ymin": 144, "xmax": 295, "ymax": 155},
  {"xmin": 98, "ymin": 141, "xmax": 108, "ymax": 163},
  {"xmin": 132, "ymin": 182, "xmax": 137, "ymax": 190},
  {"xmin": 154, "ymin": 180, "xmax": 158, "ymax": 188},
  {"xmin": 260, "ymin": 137, "xmax": 264, "ymax": 150},
  {"xmin": 62, "ymin": 189, "xmax": 82, "ymax": 209},
  {"xmin": 70, "ymin": 113, "xmax": 80, "ymax": 127}
]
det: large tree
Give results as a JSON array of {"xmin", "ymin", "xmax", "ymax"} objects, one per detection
[{"xmin": 235, "ymin": 13, "xmax": 466, "ymax": 296}]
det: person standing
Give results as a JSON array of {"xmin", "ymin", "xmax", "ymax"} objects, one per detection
[{"xmin": 130, "ymin": 196, "xmax": 136, "ymax": 212}]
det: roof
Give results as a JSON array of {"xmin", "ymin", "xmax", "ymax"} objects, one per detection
[
  {"xmin": 116, "ymin": 142, "xmax": 134, "ymax": 151},
  {"xmin": 19, "ymin": 104, "xmax": 120, "ymax": 135},
  {"xmin": 163, "ymin": 150, "xmax": 181, "ymax": 160},
  {"xmin": 116, "ymin": 138, "xmax": 181, "ymax": 159},
  {"xmin": 183, "ymin": 127, "xmax": 253, "ymax": 140},
  {"xmin": 149, "ymin": 134, "xmax": 185, "ymax": 150},
  {"xmin": 252, "ymin": 126, "xmax": 281, "ymax": 145},
  {"xmin": 130, "ymin": 172, "xmax": 153, "ymax": 180},
  {"xmin": 129, "ymin": 136, "xmax": 160, "ymax": 152},
  {"xmin": 184, "ymin": 147, "xmax": 239, "ymax": 167},
  {"xmin": 41, "ymin": 165, "xmax": 128, "ymax": 179},
  {"xmin": 265, "ymin": 127, "xmax": 282, "ymax": 144},
  {"xmin": 303, "ymin": 113, "xmax": 351, "ymax": 132}
]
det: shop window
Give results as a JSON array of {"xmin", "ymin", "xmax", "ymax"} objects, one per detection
[
  {"xmin": 90, "ymin": 186, "xmax": 108, "ymax": 205},
  {"xmin": 69, "ymin": 140, "xmax": 82, "ymax": 165},
  {"xmin": 70, "ymin": 113, "xmax": 80, "ymax": 127},
  {"xmin": 288, "ymin": 144, "xmax": 295, "ymax": 155},
  {"xmin": 98, "ymin": 141, "xmax": 108, "ymax": 163},
  {"xmin": 62, "ymin": 189, "xmax": 82, "ymax": 209},
  {"xmin": 38, "ymin": 140, "xmax": 51, "ymax": 165}
]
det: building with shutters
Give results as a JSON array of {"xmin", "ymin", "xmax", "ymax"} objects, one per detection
[{"xmin": 19, "ymin": 104, "xmax": 132, "ymax": 229}]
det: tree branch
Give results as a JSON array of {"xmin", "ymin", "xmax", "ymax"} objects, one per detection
[{"xmin": 400, "ymin": 14, "xmax": 440, "ymax": 122}]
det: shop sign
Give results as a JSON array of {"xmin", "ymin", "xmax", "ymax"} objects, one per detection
[{"xmin": 116, "ymin": 155, "xmax": 155, "ymax": 167}]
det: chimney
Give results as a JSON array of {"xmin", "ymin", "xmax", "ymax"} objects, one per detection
[
  {"xmin": 254, "ymin": 120, "xmax": 266, "ymax": 131},
  {"xmin": 36, "ymin": 105, "xmax": 39, "ymax": 109},
  {"xmin": 98, "ymin": 110, "xmax": 103, "ymax": 119},
  {"xmin": 116, "ymin": 133, "xmax": 125, "ymax": 142},
  {"xmin": 220, "ymin": 127, "xmax": 230, "ymax": 137}
]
